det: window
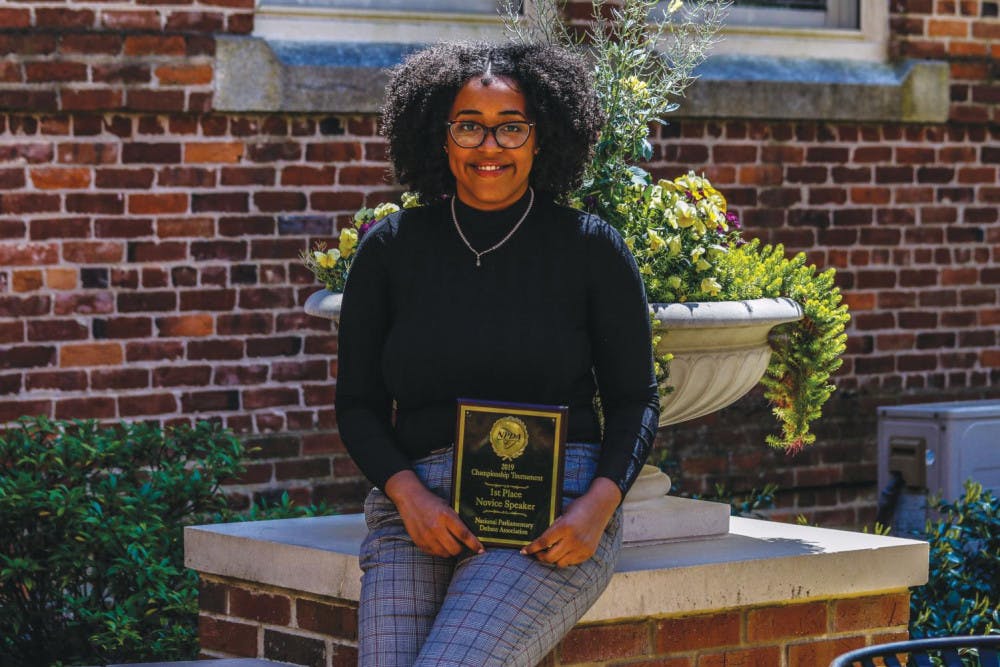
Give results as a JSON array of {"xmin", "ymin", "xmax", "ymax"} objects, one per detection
[
  {"xmin": 727, "ymin": 0, "xmax": 859, "ymax": 30},
  {"xmin": 254, "ymin": 0, "xmax": 510, "ymax": 43},
  {"xmin": 701, "ymin": 0, "xmax": 888, "ymax": 62}
]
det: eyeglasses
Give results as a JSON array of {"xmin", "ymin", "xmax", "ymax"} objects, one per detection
[{"xmin": 446, "ymin": 120, "xmax": 535, "ymax": 149}]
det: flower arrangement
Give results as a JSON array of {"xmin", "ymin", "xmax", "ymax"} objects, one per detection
[
  {"xmin": 303, "ymin": 0, "xmax": 849, "ymax": 453},
  {"xmin": 515, "ymin": 0, "xmax": 850, "ymax": 453},
  {"xmin": 301, "ymin": 196, "xmax": 419, "ymax": 293},
  {"xmin": 584, "ymin": 171, "xmax": 742, "ymax": 304}
]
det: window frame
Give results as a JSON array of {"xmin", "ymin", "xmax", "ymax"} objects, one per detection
[
  {"xmin": 706, "ymin": 0, "xmax": 888, "ymax": 62},
  {"xmin": 253, "ymin": 0, "xmax": 511, "ymax": 44},
  {"xmin": 254, "ymin": 0, "xmax": 886, "ymax": 62}
]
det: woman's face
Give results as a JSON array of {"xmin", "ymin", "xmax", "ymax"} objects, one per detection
[{"xmin": 446, "ymin": 76, "xmax": 537, "ymax": 211}]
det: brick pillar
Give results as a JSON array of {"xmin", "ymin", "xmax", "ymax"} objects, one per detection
[{"xmin": 198, "ymin": 574, "xmax": 910, "ymax": 667}]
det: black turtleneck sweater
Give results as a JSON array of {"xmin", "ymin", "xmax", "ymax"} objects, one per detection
[{"xmin": 335, "ymin": 190, "xmax": 660, "ymax": 497}]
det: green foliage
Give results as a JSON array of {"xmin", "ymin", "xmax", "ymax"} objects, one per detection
[
  {"xmin": 503, "ymin": 0, "xmax": 729, "ymax": 234},
  {"xmin": 910, "ymin": 481, "xmax": 1000, "ymax": 639},
  {"xmin": 217, "ymin": 490, "xmax": 333, "ymax": 523},
  {"xmin": 0, "ymin": 417, "xmax": 242, "ymax": 665},
  {"xmin": 302, "ymin": 196, "xmax": 419, "ymax": 292},
  {"xmin": 0, "ymin": 416, "xmax": 334, "ymax": 667},
  {"xmin": 715, "ymin": 240, "xmax": 850, "ymax": 452},
  {"xmin": 505, "ymin": 0, "xmax": 848, "ymax": 453},
  {"xmin": 693, "ymin": 483, "xmax": 778, "ymax": 519}
]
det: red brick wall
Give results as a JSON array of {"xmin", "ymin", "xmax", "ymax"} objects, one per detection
[
  {"xmin": 197, "ymin": 574, "xmax": 911, "ymax": 666},
  {"xmin": 1, "ymin": 1, "xmax": 997, "ymax": 520}
]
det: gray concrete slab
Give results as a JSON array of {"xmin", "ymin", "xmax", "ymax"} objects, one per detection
[{"xmin": 213, "ymin": 36, "xmax": 949, "ymax": 123}]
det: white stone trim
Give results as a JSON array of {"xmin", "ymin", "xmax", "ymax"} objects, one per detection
[{"xmin": 185, "ymin": 514, "xmax": 929, "ymax": 623}]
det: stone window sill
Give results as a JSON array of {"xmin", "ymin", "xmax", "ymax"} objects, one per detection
[{"xmin": 214, "ymin": 36, "xmax": 949, "ymax": 124}]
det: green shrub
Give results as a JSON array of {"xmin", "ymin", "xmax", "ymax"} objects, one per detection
[
  {"xmin": 910, "ymin": 481, "xmax": 1000, "ymax": 638},
  {"xmin": 0, "ymin": 417, "xmax": 243, "ymax": 666},
  {"xmin": 0, "ymin": 417, "xmax": 244, "ymax": 665},
  {"xmin": 0, "ymin": 416, "xmax": 336, "ymax": 666}
]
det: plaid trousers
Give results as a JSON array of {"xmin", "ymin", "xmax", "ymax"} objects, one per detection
[{"xmin": 358, "ymin": 442, "xmax": 622, "ymax": 667}]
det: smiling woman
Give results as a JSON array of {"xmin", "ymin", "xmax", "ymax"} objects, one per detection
[
  {"xmin": 335, "ymin": 42, "xmax": 660, "ymax": 666},
  {"xmin": 445, "ymin": 77, "xmax": 537, "ymax": 210}
]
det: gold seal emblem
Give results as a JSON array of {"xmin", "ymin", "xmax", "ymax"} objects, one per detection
[{"xmin": 489, "ymin": 416, "xmax": 529, "ymax": 461}]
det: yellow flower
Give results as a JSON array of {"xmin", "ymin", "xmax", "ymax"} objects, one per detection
[
  {"xmin": 315, "ymin": 248, "xmax": 340, "ymax": 269},
  {"xmin": 625, "ymin": 237, "xmax": 636, "ymax": 252},
  {"xmin": 658, "ymin": 178, "xmax": 683, "ymax": 194},
  {"xmin": 640, "ymin": 264, "xmax": 654, "ymax": 276},
  {"xmin": 647, "ymin": 228, "xmax": 666, "ymax": 253},
  {"xmin": 707, "ymin": 245, "xmax": 727, "ymax": 260},
  {"xmin": 339, "ymin": 228, "xmax": 358, "ymax": 258},
  {"xmin": 624, "ymin": 76, "xmax": 649, "ymax": 96},
  {"xmin": 400, "ymin": 192, "xmax": 421, "ymax": 209},
  {"xmin": 667, "ymin": 0, "xmax": 683, "ymax": 14},
  {"xmin": 696, "ymin": 259, "xmax": 712, "ymax": 272},
  {"xmin": 675, "ymin": 201, "xmax": 697, "ymax": 228},
  {"xmin": 698, "ymin": 198, "xmax": 725, "ymax": 227},
  {"xmin": 700, "ymin": 277, "xmax": 722, "ymax": 296},
  {"xmin": 373, "ymin": 202, "xmax": 400, "ymax": 220},
  {"xmin": 667, "ymin": 275, "xmax": 682, "ymax": 289},
  {"xmin": 667, "ymin": 235, "xmax": 682, "ymax": 257}
]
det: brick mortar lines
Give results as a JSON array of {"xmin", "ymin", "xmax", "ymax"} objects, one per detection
[
  {"xmin": 195, "ymin": 576, "xmax": 912, "ymax": 664},
  {"xmin": 200, "ymin": 575, "xmax": 360, "ymax": 664},
  {"xmin": 0, "ymin": 11, "xmax": 254, "ymax": 34},
  {"xmin": 199, "ymin": 608, "xmax": 358, "ymax": 646},
  {"xmin": 206, "ymin": 573, "xmax": 909, "ymax": 630}
]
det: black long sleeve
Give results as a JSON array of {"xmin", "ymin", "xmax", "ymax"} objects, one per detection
[{"xmin": 335, "ymin": 191, "xmax": 660, "ymax": 496}]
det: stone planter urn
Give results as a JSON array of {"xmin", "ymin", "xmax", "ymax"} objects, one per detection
[
  {"xmin": 304, "ymin": 288, "xmax": 343, "ymax": 327},
  {"xmin": 624, "ymin": 297, "xmax": 803, "ymax": 544},
  {"xmin": 305, "ymin": 288, "xmax": 803, "ymax": 544}
]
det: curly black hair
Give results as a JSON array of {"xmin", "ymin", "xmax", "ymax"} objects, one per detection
[{"xmin": 381, "ymin": 42, "xmax": 604, "ymax": 201}]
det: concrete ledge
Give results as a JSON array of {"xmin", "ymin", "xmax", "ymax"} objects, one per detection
[
  {"xmin": 214, "ymin": 36, "xmax": 949, "ymax": 123},
  {"xmin": 185, "ymin": 513, "xmax": 928, "ymax": 624},
  {"xmin": 97, "ymin": 660, "xmax": 293, "ymax": 666},
  {"xmin": 683, "ymin": 55, "xmax": 950, "ymax": 123}
]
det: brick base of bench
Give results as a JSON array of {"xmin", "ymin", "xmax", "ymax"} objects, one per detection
[{"xmin": 197, "ymin": 575, "xmax": 910, "ymax": 667}]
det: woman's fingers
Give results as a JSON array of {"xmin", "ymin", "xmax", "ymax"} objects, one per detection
[
  {"xmin": 522, "ymin": 513, "xmax": 602, "ymax": 566},
  {"xmin": 520, "ymin": 521, "xmax": 561, "ymax": 557},
  {"xmin": 409, "ymin": 504, "xmax": 484, "ymax": 557},
  {"xmin": 445, "ymin": 513, "xmax": 485, "ymax": 554}
]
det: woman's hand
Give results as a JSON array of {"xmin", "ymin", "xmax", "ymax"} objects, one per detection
[
  {"xmin": 384, "ymin": 470, "xmax": 485, "ymax": 558},
  {"xmin": 520, "ymin": 477, "xmax": 621, "ymax": 568}
]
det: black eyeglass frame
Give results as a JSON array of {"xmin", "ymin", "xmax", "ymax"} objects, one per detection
[{"xmin": 445, "ymin": 120, "xmax": 536, "ymax": 149}]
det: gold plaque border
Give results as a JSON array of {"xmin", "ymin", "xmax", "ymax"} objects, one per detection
[{"xmin": 453, "ymin": 401, "xmax": 566, "ymax": 547}]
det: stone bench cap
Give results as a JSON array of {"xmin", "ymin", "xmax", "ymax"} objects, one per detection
[
  {"xmin": 185, "ymin": 514, "xmax": 928, "ymax": 623},
  {"xmin": 94, "ymin": 660, "xmax": 295, "ymax": 666}
]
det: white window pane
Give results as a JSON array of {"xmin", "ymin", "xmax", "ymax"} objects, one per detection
[
  {"xmin": 725, "ymin": 0, "xmax": 860, "ymax": 29},
  {"xmin": 258, "ymin": 0, "xmax": 501, "ymax": 12}
]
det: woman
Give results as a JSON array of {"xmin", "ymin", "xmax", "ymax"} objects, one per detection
[{"xmin": 335, "ymin": 42, "xmax": 660, "ymax": 666}]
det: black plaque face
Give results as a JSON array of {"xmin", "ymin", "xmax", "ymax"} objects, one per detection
[{"xmin": 452, "ymin": 399, "xmax": 567, "ymax": 548}]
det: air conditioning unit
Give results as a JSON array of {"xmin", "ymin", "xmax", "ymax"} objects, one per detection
[{"xmin": 876, "ymin": 400, "xmax": 1000, "ymax": 533}]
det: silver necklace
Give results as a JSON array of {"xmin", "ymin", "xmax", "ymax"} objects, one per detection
[{"xmin": 450, "ymin": 188, "xmax": 534, "ymax": 268}]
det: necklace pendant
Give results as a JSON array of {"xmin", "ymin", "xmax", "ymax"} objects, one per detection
[{"xmin": 476, "ymin": 256, "xmax": 481, "ymax": 267}]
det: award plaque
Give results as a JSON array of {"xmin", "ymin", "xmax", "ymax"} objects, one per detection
[{"xmin": 452, "ymin": 399, "xmax": 568, "ymax": 548}]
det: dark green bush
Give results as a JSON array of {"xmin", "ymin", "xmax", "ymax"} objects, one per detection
[
  {"xmin": 0, "ymin": 417, "xmax": 244, "ymax": 665},
  {"xmin": 910, "ymin": 481, "xmax": 1000, "ymax": 638},
  {"xmin": 0, "ymin": 418, "xmax": 243, "ymax": 666},
  {"xmin": 0, "ymin": 416, "xmax": 335, "ymax": 667}
]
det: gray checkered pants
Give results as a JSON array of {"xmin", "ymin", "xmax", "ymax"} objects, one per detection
[{"xmin": 358, "ymin": 442, "xmax": 621, "ymax": 667}]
